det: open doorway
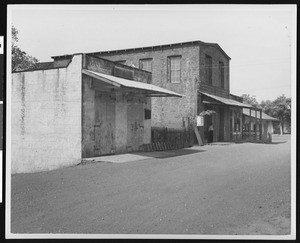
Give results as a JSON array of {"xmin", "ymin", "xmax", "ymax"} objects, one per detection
[
  {"xmin": 203, "ymin": 104, "xmax": 213, "ymax": 143},
  {"xmin": 219, "ymin": 108, "xmax": 224, "ymax": 141}
]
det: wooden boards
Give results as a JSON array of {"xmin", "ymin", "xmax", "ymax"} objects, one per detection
[{"xmin": 194, "ymin": 126, "xmax": 203, "ymax": 146}]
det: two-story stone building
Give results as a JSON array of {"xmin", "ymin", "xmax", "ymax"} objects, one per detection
[
  {"xmin": 12, "ymin": 54, "xmax": 182, "ymax": 173},
  {"xmin": 67, "ymin": 40, "xmax": 253, "ymax": 143}
]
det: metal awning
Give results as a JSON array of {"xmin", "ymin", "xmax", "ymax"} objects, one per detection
[
  {"xmin": 200, "ymin": 92, "xmax": 253, "ymax": 108},
  {"xmin": 82, "ymin": 69, "xmax": 184, "ymax": 97}
]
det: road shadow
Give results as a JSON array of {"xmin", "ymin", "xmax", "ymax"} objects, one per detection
[
  {"xmin": 269, "ymin": 141, "xmax": 288, "ymax": 145},
  {"xmin": 235, "ymin": 140, "xmax": 288, "ymax": 145},
  {"xmin": 133, "ymin": 148, "xmax": 206, "ymax": 159}
]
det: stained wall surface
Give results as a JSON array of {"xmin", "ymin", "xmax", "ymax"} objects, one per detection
[
  {"xmin": 96, "ymin": 45, "xmax": 199, "ymax": 129},
  {"xmin": 199, "ymin": 45, "xmax": 230, "ymax": 93},
  {"xmin": 11, "ymin": 55, "xmax": 82, "ymax": 173},
  {"xmin": 94, "ymin": 43, "xmax": 233, "ymax": 143},
  {"xmin": 81, "ymin": 55, "xmax": 151, "ymax": 158},
  {"xmin": 197, "ymin": 44, "xmax": 232, "ymax": 142}
]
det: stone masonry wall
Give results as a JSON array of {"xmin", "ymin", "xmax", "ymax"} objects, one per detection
[
  {"xmin": 197, "ymin": 45, "xmax": 232, "ymax": 142},
  {"xmin": 96, "ymin": 45, "xmax": 200, "ymax": 129},
  {"xmin": 199, "ymin": 45, "xmax": 230, "ymax": 94}
]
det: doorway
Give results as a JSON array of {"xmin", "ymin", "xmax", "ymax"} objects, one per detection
[
  {"xmin": 204, "ymin": 113, "xmax": 212, "ymax": 143},
  {"xmin": 94, "ymin": 92, "xmax": 116, "ymax": 156},
  {"xmin": 219, "ymin": 108, "xmax": 224, "ymax": 141}
]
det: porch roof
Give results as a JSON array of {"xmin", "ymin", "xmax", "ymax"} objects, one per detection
[
  {"xmin": 200, "ymin": 92, "xmax": 253, "ymax": 108},
  {"xmin": 82, "ymin": 69, "xmax": 184, "ymax": 97},
  {"xmin": 242, "ymin": 109, "xmax": 279, "ymax": 121}
]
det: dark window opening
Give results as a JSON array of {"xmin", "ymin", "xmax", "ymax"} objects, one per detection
[
  {"xmin": 205, "ymin": 55, "xmax": 212, "ymax": 85},
  {"xmin": 219, "ymin": 61, "xmax": 224, "ymax": 88},
  {"xmin": 145, "ymin": 109, "xmax": 151, "ymax": 120}
]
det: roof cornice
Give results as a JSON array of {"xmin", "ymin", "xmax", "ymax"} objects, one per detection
[{"xmin": 52, "ymin": 40, "xmax": 231, "ymax": 60}]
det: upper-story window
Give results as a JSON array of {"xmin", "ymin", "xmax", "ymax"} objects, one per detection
[
  {"xmin": 139, "ymin": 58, "xmax": 152, "ymax": 72},
  {"xmin": 168, "ymin": 56, "xmax": 181, "ymax": 83},
  {"xmin": 205, "ymin": 55, "xmax": 212, "ymax": 85},
  {"xmin": 219, "ymin": 61, "xmax": 225, "ymax": 88}
]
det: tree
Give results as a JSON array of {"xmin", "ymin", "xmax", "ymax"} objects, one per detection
[
  {"xmin": 12, "ymin": 25, "xmax": 38, "ymax": 71},
  {"xmin": 272, "ymin": 95, "xmax": 291, "ymax": 134},
  {"xmin": 260, "ymin": 95, "xmax": 291, "ymax": 135},
  {"xmin": 240, "ymin": 94, "xmax": 260, "ymax": 108},
  {"xmin": 260, "ymin": 99, "xmax": 274, "ymax": 116},
  {"xmin": 241, "ymin": 94, "xmax": 291, "ymax": 135}
]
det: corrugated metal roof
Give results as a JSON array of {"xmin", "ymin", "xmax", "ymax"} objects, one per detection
[
  {"xmin": 82, "ymin": 69, "xmax": 184, "ymax": 98},
  {"xmin": 200, "ymin": 92, "xmax": 253, "ymax": 108},
  {"xmin": 242, "ymin": 108, "xmax": 279, "ymax": 121}
]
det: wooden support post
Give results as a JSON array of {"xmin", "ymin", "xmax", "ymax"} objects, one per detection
[
  {"xmin": 255, "ymin": 109, "xmax": 257, "ymax": 140},
  {"xmin": 259, "ymin": 109, "xmax": 262, "ymax": 141},
  {"xmin": 241, "ymin": 111, "xmax": 243, "ymax": 139},
  {"xmin": 249, "ymin": 108, "xmax": 251, "ymax": 140}
]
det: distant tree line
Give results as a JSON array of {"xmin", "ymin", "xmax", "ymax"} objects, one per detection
[
  {"xmin": 12, "ymin": 25, "xmax": 38, "ymax": 72},
  {"xmin": 241, "ymin": 94, "xmax": 291, "ymax": 134}
]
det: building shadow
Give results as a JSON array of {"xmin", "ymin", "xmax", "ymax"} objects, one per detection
[
  {"xmin": 133, "ymin": 148, "xmax": 206, "ymax": 159},
  {"xmin": 238, "ymin": 140, "xmax": 287, "ymax": 145},
  {"xmin": 269, "ymin": 141, "xmax": 288, "ymax": 145}
]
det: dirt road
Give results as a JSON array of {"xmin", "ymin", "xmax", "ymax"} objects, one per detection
[{"xmin": 11, "ymin": 135, "xmax": 291, "ymax": 235}]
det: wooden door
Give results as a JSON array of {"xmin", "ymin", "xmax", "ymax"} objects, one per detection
[
  {"xmin": 127, "ymin": 97, "xmax": 144, "ymax": 152},
  {"xmin": 94, "ymin": 92, "xmax": 116, "ymax": 156}
]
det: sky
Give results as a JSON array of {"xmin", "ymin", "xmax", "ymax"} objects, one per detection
[{"xmin": 8, "ymin": 5, "xmax": 296, "ymax": 102}]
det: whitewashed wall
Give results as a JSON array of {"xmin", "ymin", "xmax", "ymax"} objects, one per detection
[{"xmin": 11, "ymin": 55, "xmax": 82, "ymax": 173}]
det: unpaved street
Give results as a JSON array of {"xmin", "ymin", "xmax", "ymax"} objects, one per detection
[{"xmin": 11, "ymin": 135, "xmax": 291, "ymax": 235}]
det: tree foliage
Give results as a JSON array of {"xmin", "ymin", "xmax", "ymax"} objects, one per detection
[
  {"xmin": 12, "ymin": 25, "xmax": 38, "ymax": 71},
  {"xmin": 242, "ymin": 93, "xmax": 291, "ymax": 134},
  {"xmin": 272, "ymin": 95, "xmax": 291, "ymax": 121},
  {"xmin": 261, "ymin": 95, "xmax": 291, "ymax": 121},
  {"xmin": 241, "ymin": 94, "xmax": 260, "ymax": 108},
  {"xmin": 260, "ymin": 99, "xmax": 274, "ymax": 116}
]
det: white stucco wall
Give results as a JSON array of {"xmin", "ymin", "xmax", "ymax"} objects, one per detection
[
  {"xmin": 11, "ymin": 55, "xmax": 82, "ymax": 173},
  {"xmin": 267, "ymin": 121, "xmax": 274, "ymax": 134}
]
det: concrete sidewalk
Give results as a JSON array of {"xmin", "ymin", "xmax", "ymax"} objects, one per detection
[
  {"xmin": 81, "ymin": 143, "xmax": 233, "ymax": 164},
  {"xmin": 82, "ymin": 153, "xmax": 153, "ymax": 164}
]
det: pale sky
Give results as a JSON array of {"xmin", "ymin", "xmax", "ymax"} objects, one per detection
[{"xmin": 8, "ymin": 5, "xmax": 296, "ymax": 102}]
